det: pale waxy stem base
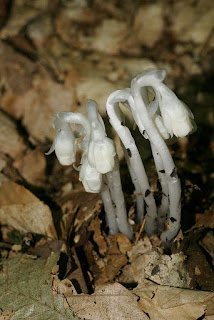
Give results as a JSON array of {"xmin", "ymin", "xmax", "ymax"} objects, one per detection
[
  {"xmin": 131, "ymin": 79, "xmax": 181, "ymax": 243},
  {"xmin": 106, "ymin": 94, "xmax": 158, "ymax": 236},
  {"xmin": 151, "ymin": 143, "xmax": 169, "ymax": 231},
  {"xmin": 101, "ymin": 177, "xmax": 119, "ymax": 235},
  {"xmin": 106, "ymin": 156, "xmax": 133, "ymax": 240}
]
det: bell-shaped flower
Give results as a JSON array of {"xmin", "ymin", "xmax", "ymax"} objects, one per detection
[
  {"xmin": 46, "ymin": 118, "xmax": 76, "ymax": 165},
  {"xmin": 86, "ymin": 100, "xmax": 116, "ymax": 174},
  {"xmin": 134, "ymin": 69, "xmax": 196, "ymax": 139},
  {"xmin": 157, "ymin": 84, "xmax": 195, "ymax": 138},
  {"xmin": 87, "ymin": 137, "xmax": 116, "ymax": 174},
  {"xmin": 79, "ymin": 158, "xmax": 102, "ymax": 193}
]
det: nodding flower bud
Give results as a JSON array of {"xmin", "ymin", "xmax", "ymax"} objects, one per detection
[
  {"xmin": 79, "ymin": 158, "xmax": 102, "ymax": 193},
  {"xmin": 46, "ymin": 118, "xmax": 76, "ymax": 165},
  {"xmin": 157, "ymin": 85, "xmax": 195, "ymax": 138},
  {"xmin": 134, "ymin": 69, "xmax": 196, "ymax": 139},
  {"xmin": 86, "ymin": 99, "xmax": 116, "ymax": 174},
  {"xmin": 87, "ymin": 137, "xmax": 116, "ymax": 174}
]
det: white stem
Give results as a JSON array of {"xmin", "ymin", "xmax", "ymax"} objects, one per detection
[
  {"xmin": 123, "ymin": 144, "xmax": 144, "ymax": 222},
  {"xmin": 106, "ymin": 156, "xmax": 133, "ymax": 240},
  {"xmin": 56, "ymin": 112, "xmax": 91, "ymax": 139},
  {"xmin": 150, "ymin": 143, "xmax": 169, "ymax": 231},
  {"xmin": 131, "ymin": 79, "xmax": 181, "ymax": 243},
  {"xmin": 101, "ymin": 176, "xmax": 119, "ymax": 235},
  {"xmin": 86, "ymin": 100, "xmax": 106, "ymax": 142},
  {"xmin": 106, "ymin": 90, "xmax": 158, "ymax": 235}
]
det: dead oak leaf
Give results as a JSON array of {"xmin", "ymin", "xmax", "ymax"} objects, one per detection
[
  {"xmin": 0, "ymin": 111, "xmax": 26, "ymax": 159},
  {"xmin": 66, "ymin": 283, "xmax": 149, "ymax": 320},
  {"xmin": 135, "ymin": 281, "xmax": 214, "ymax": 320},
  {"xmin": 0, "ymin": 181, "xmax": 57, "ymax": 239}
]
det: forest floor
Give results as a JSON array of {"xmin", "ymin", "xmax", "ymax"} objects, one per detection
[{"xmin": 0, "ymin": 1, "xmax": 214, "ymax": 319}]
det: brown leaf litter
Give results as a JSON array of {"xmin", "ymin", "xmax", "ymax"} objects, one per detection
[{"xmin": 0, "ymin": 181, "xmax": 57, "ymax": 239}]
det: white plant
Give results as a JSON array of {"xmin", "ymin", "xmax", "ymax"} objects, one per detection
[
  {"xmin": 46, "ymin": 117, "xmax": 77, "ymax": 165},
  {"xmin": 47, "ymin": 100, "xmax": 133, "ymax": 240},
  {"xmin": 130, "ymin": 69, "xmax": 195, "ymax": 244},
  {"xmin": 106, "ymin": 89, "xmax": 158, "ymax": 235},
  {"xmin": 47, "ymin": 69, "xmax": 195, "ymax": 246}
]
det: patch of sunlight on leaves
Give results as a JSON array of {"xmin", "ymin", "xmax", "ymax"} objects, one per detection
[{"xmin": 0, "ymin": 253, "xmax": 79, "ymax": 320}]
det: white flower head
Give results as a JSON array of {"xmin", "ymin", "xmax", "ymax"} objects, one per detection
[
  {"xmin": 88, "ymin": 137, "xmax": 116, "ymax": 174},
  {"xmin": 134, "ymin": 69, "xmax": 196, "ymax": 139},
  {"xmin": 86, "ymin": 99, "xmax": 116, "ymax": 174},
  {"xmin": 157, "ymin": 85, "xmax": 195, "ymax": 138},
  {"xmin": 79, "ymin": 158, "xmax": 102, "ymax": 193},
  {"xmin": 46, "ymin": 117, "xmax": 77, "ymax": 165}
]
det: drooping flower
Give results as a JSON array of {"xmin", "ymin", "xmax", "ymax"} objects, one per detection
[
  {"xmin": 87, "ymin": 137, "xmax": 116, "ymax": 174},
  {"xmin": 134, "ymin": 69, "xmax": 196, "ymax": 139},
  {"xmin": 86, "ymin": 100, "xmax": 116, "ymax": 174},
  {"xmin": 46, "ymin": 117, "xmax": 76, "ymax": 165},
  {"xmin": 157, "ymin": 84, "xmax": 195, "ymax": 138},
  {"xmin": 79, "ymin": 158, "xmax": 102, "ymax": 193}
]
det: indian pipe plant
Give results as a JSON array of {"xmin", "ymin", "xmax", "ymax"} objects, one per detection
[{"xmin": 46, "ymin": 69, "xmax": 196, "ymax": 246}]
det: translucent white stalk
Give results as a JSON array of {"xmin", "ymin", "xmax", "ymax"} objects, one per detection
[
  {"xmin": 131, "ymin": 75, "xmax": 181, "ymax": 243},
  {"xmin": 124, "ymin": 90, "xmax": 169, "ymax": 227},
  {"xmin": 101, "ymin": 176, "xmax": 119, "ymax": 235},
  {"xmin": 106, "ymin": 156, "xmax": 133, "ymax": 240},
  {"xmin": 123, "ymin": 143, "xmax": 144, "ymax": 223},
  {"xmin": 87, "ymin": 100, "xmax": 131, "ymax": 238},
  {"xmin": 150, "ymin": 142, "xmax": 169, "ymax": 231},
  {"xmin": 118, "ymin": 109, "xmax": 145, "ymax": 222},
  {"xmin": 106, "ymin": 89, "xmax": 158, "ymax": 235}
]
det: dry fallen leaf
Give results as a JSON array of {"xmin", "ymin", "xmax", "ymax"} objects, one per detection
[
  {"xmin": 1, "ymin": 75, "xmax": 75, "ymax": 143},
  {"xmin": 0, "ymin": 181, "xmax": 57, "ymax": 238},
  {"xmin": 0, "ymin": 111, "xmax": 26, "ymax": 159},
  {"xmin": 65, "ymin": 283, "xmax": 149, "ymax": 320},
  {"xmin": 117, "ymin": 236, "xmax": 153, "ymax": 285},
  {"xmin": 13, "ymin": 149, "xmax": 47, "ymax": 186},
  {"xmin": 85, "ymin": 232, "xmax": 132, "ymax": 285},
  {"xmin": 0, "ymin": 252, "xmax": 78, "ymax": 319},
  {"xmin": 144, "ymin": 251, "xmax": 191, "ymax": 288},
  {"xmin": 135, "ymin": 280, "xmax": 214, "ymax": 320}
]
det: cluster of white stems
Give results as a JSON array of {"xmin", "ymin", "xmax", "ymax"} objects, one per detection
[{"xmin": 47, "ymin": 69, "xmax": 196, "ymax": 245}]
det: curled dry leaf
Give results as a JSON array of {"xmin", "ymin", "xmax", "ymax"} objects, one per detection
[
  {"xmin": 0, "ymin": 181, "xmax": 57, "ymax": 239},
  {"xmin": 135, "ymin": 280, "xmax": 214, "ymax": 320}
]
